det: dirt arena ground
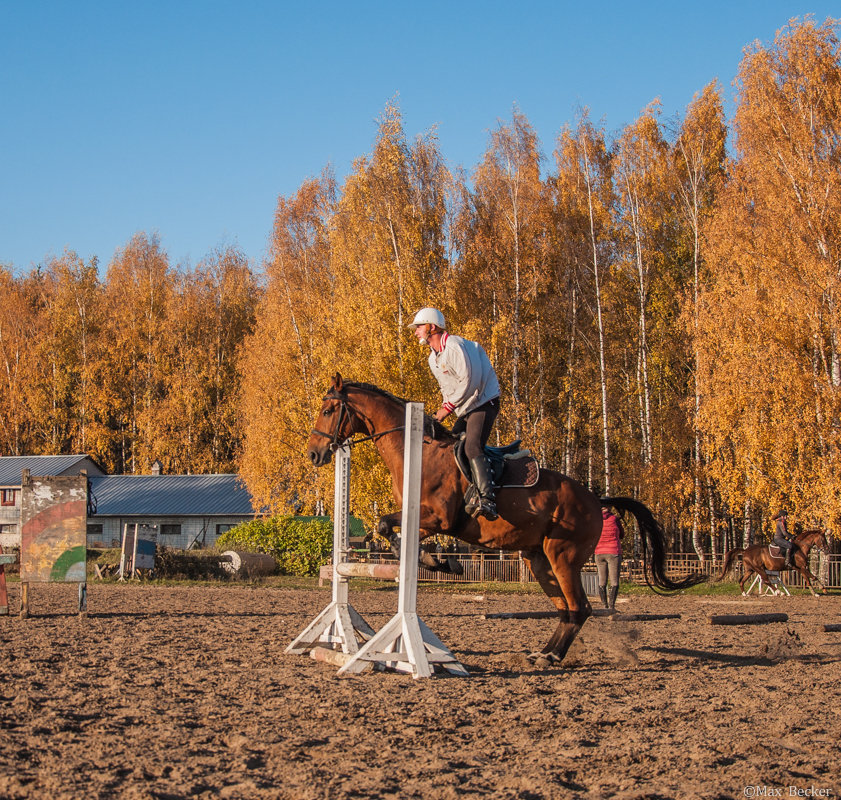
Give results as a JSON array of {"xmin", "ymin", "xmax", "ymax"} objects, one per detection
[{"xmin": 0, "ymin": 582, "xmax": 839, "ymax": 800}]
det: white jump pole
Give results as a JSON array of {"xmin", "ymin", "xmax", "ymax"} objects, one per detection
[
  {"xmin": 338, "ymin": 402, "xmax": 467, "ymax": 678},
  {"xmin": 286, "ymin": 402, "xmax": 467, "ymax": 678},
  {"xmin": 285, "ymin": 444, "xmax": 375, "ymax": 656}
]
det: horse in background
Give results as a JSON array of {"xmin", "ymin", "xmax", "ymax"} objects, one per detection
[{"xmin": 718, "ymin": 530, "xmax": 829, "ymax": 596}]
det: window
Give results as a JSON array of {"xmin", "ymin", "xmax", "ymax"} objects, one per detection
[
  {"xmin": 160, "ymin": 524, "xmax": 181, "ymax": 538},
  {"xmin": 87, "ymin": 524, "xmax": 105, "ymax": 547},
  {"xmin": 216, "ymin": 524, "xmax": 236, "ymax": 536},
  {"xmin": 1, "ymin": 489, "xmax": 16, "ymax": 507}
]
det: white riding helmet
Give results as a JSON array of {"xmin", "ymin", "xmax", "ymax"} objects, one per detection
[{"xmin": 408, "ymin": 307, "xmax": 446, "ymax": 330}]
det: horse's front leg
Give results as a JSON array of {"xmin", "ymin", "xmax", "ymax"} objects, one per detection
[
  {"xmin": 377, "ymin": 511, "xmax": 402, "ymax": 558},
  {"xmin": 417, "ymin": 529, "xmax": 464, "ymax": 575},
  {"xmin": 377, "ymin": 509, "xmax": 463, "ymax": 575},
  {"xmin": 797, "ymin": 565, "xmax": 825, "ymax": 596}
]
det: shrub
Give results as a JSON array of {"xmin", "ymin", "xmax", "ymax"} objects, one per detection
[{"xmin": 217, "ymin": 516, "xmax": 333, "ymax": 576}]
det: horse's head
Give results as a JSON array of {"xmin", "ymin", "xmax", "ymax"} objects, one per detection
[
  {"xmin": 799, "ymin": 529, "xmax": 830, "ymax": 553},
  {"xmin": 307, "ymin": 373, "xmax": 364, "ymax": 467},
  {"xmin": 813, "ymin": 530, "xmax": 829, "ymax": 552}
]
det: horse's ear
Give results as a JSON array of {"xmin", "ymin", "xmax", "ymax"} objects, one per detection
[{"xmin": 332, "ymin": 372, "xmax": 343, "ymax": 392}]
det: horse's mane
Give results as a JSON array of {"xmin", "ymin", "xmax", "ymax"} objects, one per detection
[
  {"xmin": 341, "ymin": 381, "xmax": 457, "ymax": 443},
  {"xmin": 797, "ymin": 529, "xmax": 826, "ymax": 543}
]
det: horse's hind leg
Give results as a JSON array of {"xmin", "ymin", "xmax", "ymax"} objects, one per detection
[{"xmin": 524, "ymin": 541, "xmax": 592, "ymax": 665}]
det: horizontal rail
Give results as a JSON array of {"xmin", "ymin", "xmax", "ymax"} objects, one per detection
[
  {"xmin": 335, "ymin": 562, "xmax": 400, "ymax": 580},
  {"xmin": 343, "ymin": 552, "xmax": 841, "ymax": 588}
]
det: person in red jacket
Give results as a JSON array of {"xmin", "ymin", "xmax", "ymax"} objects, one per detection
[{"xmin": 595, "ymin": 506, "xmax": 624, "ymax": 610}]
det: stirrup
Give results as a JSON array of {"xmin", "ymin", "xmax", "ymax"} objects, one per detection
[{"xmin": 475, "ymin": 499, "xmax": 498, "ymax": 521}]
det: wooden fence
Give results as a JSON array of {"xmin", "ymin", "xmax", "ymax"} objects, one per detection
[{"xmin": 357, "ymin": 552, "xmax": 841, "ymax": 589}]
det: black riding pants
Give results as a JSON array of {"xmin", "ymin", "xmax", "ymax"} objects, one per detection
[
  {"xmin": 451, "ymin": 397, "xmax": 500, "ymax": 460},
  {"xmin": 773, "ymin": 536, "xmax": 793, "ymax": 553}
]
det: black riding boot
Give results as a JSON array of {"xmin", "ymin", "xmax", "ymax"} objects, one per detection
[
  {"xmin": 468, "ymin": 456, "xmax": 498, "ymax": 521},
  {"xmin": 598, "ymin": 585, "xmax": 608, "ymax": 608},
  {"xmin": 608, "ymin": 585, "xmax": 619, "ymax": 610}
]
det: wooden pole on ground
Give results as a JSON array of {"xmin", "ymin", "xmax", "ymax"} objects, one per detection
[
  {"xmin": 481, "ymin": 610, "xmax": 682, "ymax": 621},
  {"xmin": 708, "ymin": 613, "xmax": 788, "ymax": 626}
]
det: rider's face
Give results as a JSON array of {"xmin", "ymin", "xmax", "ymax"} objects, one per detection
[{"xmin": 414, "ymin": 324, "xmax": 431, "ymax": 346}]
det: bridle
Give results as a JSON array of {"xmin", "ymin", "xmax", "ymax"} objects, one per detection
[{"xmin": 310, "ymin": 390, "xmax": 404, "ymax": 451}]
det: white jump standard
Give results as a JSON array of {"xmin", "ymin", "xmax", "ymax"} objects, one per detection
[
  {"xmin": 744, "ymin": 570, "xmax": 790, "ymax": 596},
  {"xmin": 286, "ymin": 402, "xmax": 467, "ymax": 678}
]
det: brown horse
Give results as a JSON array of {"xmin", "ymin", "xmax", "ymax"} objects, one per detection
[
  {"xmin": 306, "ymin": 374, "xmax": 703, "ymax": 666},
  {"xmin": 718, "ymin": 530, "xmax": 829, "ymax": 596}
]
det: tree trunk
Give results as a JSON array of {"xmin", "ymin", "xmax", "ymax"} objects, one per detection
[{"xmin": 582, "ymin": 137, "xmax": 611, "ymax": 494}]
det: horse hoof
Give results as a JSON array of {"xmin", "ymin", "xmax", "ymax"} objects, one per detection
[
  {"xmin": 446, "ymin": 556, "xmax": 464, "ymax": 576},
  {"xmin": 527, "ymin": 651, "xmax": 560, "ymax": 668}
]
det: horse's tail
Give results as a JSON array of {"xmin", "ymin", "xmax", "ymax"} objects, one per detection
[
  {"xmin": 601, "ymin": 497, "xmax": 706, "ymax": 592},
  {"xmin": 717, "ymin": 548, "xmax": 744, "ymax": 581}
]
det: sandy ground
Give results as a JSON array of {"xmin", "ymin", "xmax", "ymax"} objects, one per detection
[{"xmin": 0, "ymin": 582, "xmax": 839, "ymax": 800}]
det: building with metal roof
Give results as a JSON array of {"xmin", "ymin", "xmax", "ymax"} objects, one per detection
[
  {"xmin": 0, "ymin": 455, "xmax": 104, "ymax": 486},
  {"xmin": 0, "ymin": 456, "xmax": 257, "ymax": 551},
  {"xmin": 87, "ymin": 474, "xmax": 257, "ymax": 549}
]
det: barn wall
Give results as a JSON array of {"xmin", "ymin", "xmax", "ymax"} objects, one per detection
[{"xmin": 87, "ymin": 516, "xmax": 253, "ymax": 550}]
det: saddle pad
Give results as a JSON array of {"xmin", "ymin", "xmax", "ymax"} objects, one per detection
[
  {"xmin": 500, "ymin": 454, "xmax": 539, "ymax": 488},
  {"xmin": 769, "ymin": 545, "xmax": 781, "ymax": 557}
]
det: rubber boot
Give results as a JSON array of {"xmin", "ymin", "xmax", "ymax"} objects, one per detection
[
  {"xmin": 598, "ymin": 585, "xmax": 608, "ymax": 608},
  {"xmin": 608, "ymin": 585, "xmax": 619, "ymax": 610},
  {"xmin": 468, "ymin": 456, "xmax": 498, "ymax": 521}
]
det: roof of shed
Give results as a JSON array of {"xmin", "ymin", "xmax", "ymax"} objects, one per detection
[
  {"xmin": 88, "ymin": 474, "xmax": 256, "ymax": 517},
  {"xmin": 0, "ymin": 454, "xmax": 102, "ymax": 485}
]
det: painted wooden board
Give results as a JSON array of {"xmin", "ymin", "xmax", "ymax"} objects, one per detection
[{"xmin": 19, "ymin": 474, "xmax": 87, "ymax": 583}]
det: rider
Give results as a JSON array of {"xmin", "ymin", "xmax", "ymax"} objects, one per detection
[
  {"xmin": 772, "ymin": 510, "xmax": 796, "ymax": 567},
  {"xmin": 408, "ymin": 307, "xmax": 501, "ymax": 521}
]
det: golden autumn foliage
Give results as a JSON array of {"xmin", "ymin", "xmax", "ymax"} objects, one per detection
[
  {"xmin": 0, "ymin": 236, "xmax": 257, "ymax": 475},
  {"xmin": 2, "ymin": 17, "xmax": 839, "ymax": 552},
  {"xmin": 698, "ymin": 17, "xmax": 841, "ymax": 535}
]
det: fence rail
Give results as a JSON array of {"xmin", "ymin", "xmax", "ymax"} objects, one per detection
[{"xmin": 355, "ymin": 552, "xmax": 841, "ymax": 589}]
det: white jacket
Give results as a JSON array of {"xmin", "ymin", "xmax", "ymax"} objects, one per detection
[{"xmin": 429, "ymin": 333, "xmax": 500, "ymax": 417}]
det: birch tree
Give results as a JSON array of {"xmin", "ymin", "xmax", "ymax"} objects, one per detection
[
  {"xmin": 550, "ymin": 115, "xmax": 615, "ymax": 490},
  {"xmin": 673, "ymin": 82, "xmax": 727, "ymax": 558}
]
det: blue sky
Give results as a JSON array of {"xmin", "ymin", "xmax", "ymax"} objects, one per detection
[{"xmin": 1, "ymin": 1, "xmax": 838, "ymax": 273}]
